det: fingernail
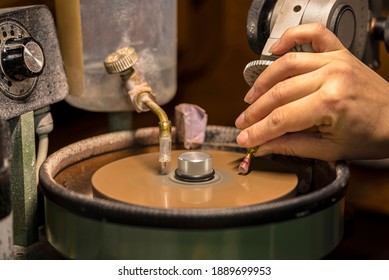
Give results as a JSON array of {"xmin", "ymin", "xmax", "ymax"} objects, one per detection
[
  {"xmin": 244, "ymin": 88, "xmax": 254, "ymax": 104},
  {"xmin": 269, "ymin": 40, "xmax": 280, "ymax": 53},
  {"xmin": 237, "ymin": 130, "xmax": 249, "ymax": 145},
  {"xmin": 244, "ymin": 92, "xmax": 253, "ymax": 104},
  {"xmin": 235, "ymin": 112, "xmax": 245, "ymax": 128}
]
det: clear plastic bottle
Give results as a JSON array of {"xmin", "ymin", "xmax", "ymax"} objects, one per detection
[{"xmin": 54, "ymin": 0, "xmax": 177, "ymax": 112}]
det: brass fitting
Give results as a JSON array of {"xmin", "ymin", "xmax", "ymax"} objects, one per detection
[{"xmin": 104, "ymin": 47, "xmax": 172, "ymax": 173}]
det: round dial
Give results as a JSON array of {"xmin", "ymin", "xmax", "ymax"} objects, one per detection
[
  {"xmin": 0, "ymin": 20, "xmax": 44, "ymax": 100},
  {"xmin": 2, "ymin": 37, "xmax": 45, "ymax": 81}
]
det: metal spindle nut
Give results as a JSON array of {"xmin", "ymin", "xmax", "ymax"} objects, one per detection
[{"xmin": 175, "ymin": 152, "xmax": 215, "ymax": 182}]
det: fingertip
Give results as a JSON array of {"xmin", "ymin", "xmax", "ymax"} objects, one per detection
[
  {"xmin": 235, "ymin": 112, "xmax": 246, "ymax": 129},
  {"xmin": 236, "ymin": 130, "xmax": 249, "ymax": 146},
  {"xmin": 244, "ymin": 88, "xmax": 255, "ymax": 104},
  {"xmin": 269, "ymin": 39, "xmax": 281, "ymax": 54}
]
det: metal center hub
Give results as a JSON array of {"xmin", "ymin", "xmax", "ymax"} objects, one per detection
[{"xmin": 175, "ymin": 151, "xmax": 215, "ymax": 182}]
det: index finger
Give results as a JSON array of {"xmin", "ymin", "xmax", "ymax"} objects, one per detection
[
  {"xmin": 270, "ymin": 23, "xmax": 346, "ymax": 55},
  {"xmin": 236, "ymin": 90, "xmax": 330, "ymax": 148}
]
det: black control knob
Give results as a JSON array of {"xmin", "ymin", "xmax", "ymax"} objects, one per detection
[
  {"xmin": 1, "ymin": 37, "xmax": 45, "ymax": 81},
  {"xmin": 372, "ymin": 16, "xmax": 389, "ymax": 52},
  {"xmin": 247, "ymin": 0, "xmax": 277, "ymax": 54}
]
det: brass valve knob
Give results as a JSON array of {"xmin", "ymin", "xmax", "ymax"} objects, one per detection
[
  {"xmin": 104, "ymin": 47, "xmax": 139, "ymax": 75},
  {"xmin": 103, "ymin": 46, "xmax": 155, "ymax": 113}
]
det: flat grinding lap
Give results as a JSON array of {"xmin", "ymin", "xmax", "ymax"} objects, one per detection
[{"xmin": 91, "ymin": 150, "xmax": 298, "ymax": 209}]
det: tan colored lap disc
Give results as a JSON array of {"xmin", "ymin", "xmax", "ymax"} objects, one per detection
[{"xmin": 91, "ymin": 150, "xmax": 298, "ymax": 209}]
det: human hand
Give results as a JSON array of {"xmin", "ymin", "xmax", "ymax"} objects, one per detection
[{"xmin": 235, "ymin": 23, "xmax": 389, "ymax": 161}]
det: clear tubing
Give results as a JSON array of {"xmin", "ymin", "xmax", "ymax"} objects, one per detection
[{"xmin": 159, "ymin": 120, "xmax": 172, "ymax": 174}]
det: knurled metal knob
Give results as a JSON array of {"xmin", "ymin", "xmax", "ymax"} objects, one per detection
[
  {"xmin": 104, "ymin": 47, "xmax": 139, "ymax": 74},
  {"xmin": 243, "ymin": 59, "xmax": 273, "ymax": 87}
]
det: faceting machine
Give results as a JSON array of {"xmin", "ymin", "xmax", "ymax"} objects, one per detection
[{"xmin": 1, "ymin": 0, "xmax": 389, "ymax": 259}]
